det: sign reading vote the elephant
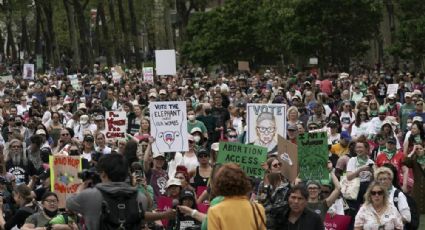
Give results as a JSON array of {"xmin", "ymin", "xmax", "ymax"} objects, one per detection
[
  {"xmin": 297, "ymin": 131, "xmax": 328, "ymax": 181},
  {"xmin": 150, "ymin": 101, "xmax": 188, "ymax": 154}
]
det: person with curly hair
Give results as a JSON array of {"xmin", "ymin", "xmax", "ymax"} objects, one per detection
[{"xmin": 207, "ymin": 163, "xmax": 266, "ymax": 230}]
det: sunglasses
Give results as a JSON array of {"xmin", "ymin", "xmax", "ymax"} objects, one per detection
[
  {"xmin": 272, "ymin": 162, "xmax": 282, "ymax": 168},
  {"xmin": 61, "ymin": 133, "xmax": 70, "ymax": 136},
  {"xmin": 308, "ymin": 187, "xmax": 320, "ymax": 190},
  {"xmin": 371, "ymin": 190, "xmax": 384, "ymax": 196},
  {"xmin": 198, "ymin": 154, "xmax": 209, "ymax": 158},
  {"xmin": 228, "ymin": 135, "xmax": 238, "ymax": 138}
]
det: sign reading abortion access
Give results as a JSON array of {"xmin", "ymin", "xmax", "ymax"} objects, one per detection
[
  {"xmin": 150, "ymin": 101, "xmax": 188, "ymax": 154},
  {"xmin": 217, "ymin": 142, "xmax": 267, "ymax": 178},
  {"xmin": 297, "ymin": 131, "xmax": 328, "ymax": 181}
]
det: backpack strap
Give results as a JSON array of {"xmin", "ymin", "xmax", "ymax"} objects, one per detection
[{"xmin": 393, "ymin": 189, "xmax": 400, "ymax": 211}]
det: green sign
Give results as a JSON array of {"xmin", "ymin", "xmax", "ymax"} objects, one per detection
[
  {"xmin": 217, "ymin": 142, "xmax": 267, "ymax": 178},
  {"xmin": 297, "ymin": 132, "xmax": 328, "ymax": 181}
]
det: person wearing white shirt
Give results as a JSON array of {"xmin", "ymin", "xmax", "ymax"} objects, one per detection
[
  {"xmin": 95, "ymin": 132, "xmax": 111, "ymax": 155},
  {"xmin": 16, "ymin": 96, "xmax": 31, "ymax": 116},
  {"xmin": 375, "ymin": 167, "xmax": 411, "ymax": 224}
]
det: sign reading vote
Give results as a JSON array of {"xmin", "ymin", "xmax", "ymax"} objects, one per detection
[
  {"xmin": 150, "ymin": 101, "xmax": 188, "ymax": 154},
  {"xmin": 217, "ymin": 142, "xmax": 267, "ymax": 178},
  {"xmin": 297, "ymin": 132, "xmax": 328, "ymax": 181}
]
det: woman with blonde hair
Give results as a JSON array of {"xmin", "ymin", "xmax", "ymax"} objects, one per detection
[
  {"xmin": 354, "ymin": 182, "xmax": 403, "ymax": 230},
  {"xmin": 287, "ymin": 106, "xmax": 300, "ymax": 128},
  {"xmin": 368, "ymin": 99, "xmax": 380, "ymax": 118}
]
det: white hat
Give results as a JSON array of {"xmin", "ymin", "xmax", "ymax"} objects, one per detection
[
  {"xmin": 80, "ymin": 115, "xmax": 89, "ymax": 125},
  {"xmin": 339, "ymin": 72, "xmax": 349, "ymax": 79},
  {"xmin": 153, "ymin": 152, "xmax": 165, "ymax": 159},
  {"xmin": 166, "ymin": 178, "xmax": 182, "ymax": 188},
  {"xmin": 159, "ymin": 89, "xmax": 167, "ymax": 95},
  {"xmin": 148, "ymin": 92, "xmax": 157, "ymax": 98},
  {"xmin": 78, "ymin": 103, "xmax": 87, "ymax": 110},
  {"xmin": 190, "ymin": 127, "xmax": 202, "ymax": 134},
  {"xmin": 387, "ymin": 94, "xmax": 396, "ymax": 99},
  {"xmin": 35, "ymin": 129, "xmax": 46, "ymax": 135}
]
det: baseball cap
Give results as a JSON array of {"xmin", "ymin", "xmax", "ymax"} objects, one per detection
[
  {"xmin": 190, "ymin": 127, "xmax": 203, "ymax": 134},
  {"xmin": 166, "ymin": 178, "xmax": 182, "ymax": 188},
  {"xmin": 340, "ymin": 131, "xmax": 352, "ymax": 142},
  {"xmin": 153, "ymin": 152, "xmax": 165, "ymax": 159},
  {"xmin": 148, "ymin": 92, "xmax": 157, "ymax": 98},
  {"xmin": 306, "ymin": 180, "xmax": 321, "ymax": 189},
  {"xmin": 405, "ymin": 92, "xmax": 412, "ymax": 98},
  {"xmin": 387, "ymin": 94, "xmax": 396, "ymax": 99},
  {"xmin": 35, "ymin": 129, "xmax": 46, "ymax": 135},
  {"xmin": 95, "ymin": 115, "xmax": 105, "ymax": 121},
  {"xmin": 159, "ymin": 89, "xmax": 167, "ymax": 95},
  {"xmin": 387, "ymin": 136, "xmax": 397, "ymax": 144},
  {"xmin": 78, "ymin": 103, "xmax": 87, "ymax": 111},
  {"xmin": 287, "ymin": 124, "xmax": 298, "ymax": 131},
  {"xmin": 79, "ymin": 115, "xmax": 89, "ymax": 125},
  {"xmin": 197, "ymin": 148, "xmax": 209, "ymax": 157},
  {"xmin": 179, "ymin": 189, "xmax": 195, "ymax": 201},
  {"xmin": 84, "ymin": 134, "xmax": 94, "ymax": 142}
]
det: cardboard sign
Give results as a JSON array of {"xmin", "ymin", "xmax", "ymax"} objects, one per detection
[
  {"xmin": 149, "ymin": 101, "xmax": 188, "ymax": 154},
  {"xmin": 217, "ymin": 142, "xmax": 267, "ymax": 178},
  {"xmin": 277, "ymin": 135, "xmax": 298, "ymax": 183},
  {"xmin": 297, "ymin": 132, "xmax": 328, "ymax": 181},
  {"xmin": 143, "ymin": 67, "xmax": 154, "ymax": 83},
  {"xmin": 387, "ymin": 83, "xmax": 398, "ymax": 95},
  {"xmin": 23, "ymin": 64, "xmax": 35, "ymax": 80},
  {"xmin": 246, "ymin": 103, "xmax": 287, "ymax": 155},
  {"xmin": 49, "ymin": 155, "xmax": 82, "ymax": 209},
  {"xmin": 155, "ymin": 50, "xmax": 176, "ymax": 75},
  {"xmin": 105, "ymin": 111, "xmax": 128, "ymax": 142},
  {"xmin": 238, "ymin": 61, "xmax": 250, "ymax": 71}
]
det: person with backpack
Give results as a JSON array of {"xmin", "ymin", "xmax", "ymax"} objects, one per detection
[
  {"xmin": 0, "ymin": 184, "xmax": 39, "ymax": 230},
  {"xmin": 374, "ymin": 167, "xmax": 411, "ymax": 224},
  {"xmin": 66, "ymin": 153, "xmax": 176, "ymax": 230}
]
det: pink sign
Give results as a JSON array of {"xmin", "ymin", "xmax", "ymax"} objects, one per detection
[
  {"xmin": 157, "ymin": 196, "xmax": 173, "ymax": 227},
  {"xmin": 324, "ymin": 214, "xmax": 351, "ymax": 230},
  {"xmin": 196, "ymin": 186, "xmax": 207, "ymax": 198}
]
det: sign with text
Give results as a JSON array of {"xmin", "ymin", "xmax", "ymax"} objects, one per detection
[
  {"xmin": 217, "ymin": 142, "xmax": 267, "ymax": 178},
  {"xmin": 68, "ymin": 74, "xmax": 80, "ymax": 91},
  {"xmin": 297, "ymin": 132, "xmax": 328, "ymax": 181},
  {"xmin": 238, "ymin": 61, "xmax": 250, "ymax": 71},
  {"xmin": 387, "ymin": 83, "xmax": 398, "ymax": 96},
  {"xmin": 143, "ymin": 67, "xmax": 154, "ymax": 83},
  {"xmin": 149, "ymin": 101, "xmax": 188, "ymax": 154},
  {"xmin": 23, "ymin": 64, "xmax": 35, "ymax": 80},
  {"xmin": 49, "ymin": 155, "xmax": 82, "ymax": 209},
  {"xmin": 277, "ymin": 135, "xmax": 298, "ymax": 183},
  {"xmin": 155, "ymin": 49, "xmax": 176, "ymax": 75},
  {"xmin": 105, "ymin": 111, "xmax": 128, "ymax": 142},
  {"xmin": 246, "ymin": 103, "xmax": 287, "ymax": 155}
]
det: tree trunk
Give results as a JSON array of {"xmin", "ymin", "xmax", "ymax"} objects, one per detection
[
  {"xmin": 41, "ymin": 0, "xmax": 60, "ymax": 67},
  {"xmin": 63, "ymin": 0, "xmax": 80, "ymax": 69},
  {"xmin": 73, "ymin": 0, "xmax": 93, "ymax": 68},
  {"xmin": 34, "ymin": 2, "xmax": 42, "ymax": 58},
  {"xmin": 98, "ymin": 0, "xmax": 113, "ymax": 67},
  {"xmin": 128, "ymin": 0, "xmax": 141, "ymax": 67},
  {"xmin": 5, "ymin": 0, "xmax": 16, "ymax": 61},
  {"xmin": 164, "ymin": 0, "xmax": 174, "ymax": 49},
  {"xmin": 107, "ymin": 0, "xmax": 119, "ymax": 64},
  {"xmin": 117, "ymin": 0, "xmax": 130, "ymax": 64}
]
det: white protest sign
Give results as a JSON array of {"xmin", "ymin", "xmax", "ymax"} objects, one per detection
[
  {"xmin": 155, "ymin": 50, "xmax": 176, "ymax": 76},
  {"xmin": 309, "ymin": 57, "xmax": 318, "ymax": 65},
  {"xmin": 143, "ymin": 67, "xmax": 154, "ymax": 83},
  {"xmin": 111, "ymin": 67, "xmax": 122, "ymax": 84},
  {"xmin": 149, "ymin": 101, "xmax": 188, "ymax": 154},
  {"xmin": 23, "ymin": 64, "xmax": 35, "ymax": 80},
  {"xmin": 105, "ymin": 111, "xmax": 127, "ymax": 141},
  {"xmin": 387, "ymin": 84, "xmax": 398, "ymax": 95},
  {"xmin": 67, "ymin": 74, "xmax": 80, "ymax": 91},
  {"xmin": 246, "ymin": 103, "xmax": 287, "ymax": 155}
]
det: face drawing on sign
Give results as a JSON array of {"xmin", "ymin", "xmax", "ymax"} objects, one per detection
[
  {"xmin": 159, "ymin": 131, "xmax": 180, "ymax": 148},
  {"xmin": 279, "ymin": 152, "xmax": 293, "ymax": 166},
  {"xmin": 254, "ymin": 112, "xmax": 277, "ymax": 151},
  {"xmin": 26, "ymin": 67, "xmax": 32, "ymax": 78}
]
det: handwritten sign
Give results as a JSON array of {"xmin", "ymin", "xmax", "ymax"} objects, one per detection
[
  {"xmin": 49, "ymin": 155, "xmax": 82, "ymax": 209},
  {"xmin": 246, "ymin": 103, "xmax": 287, "ymax": 155},
  {"xmin": 68, "ymin": 74, "xmax": 80, "ymax": 91},
  {"xmin": 387, "ymin": 83, "xmax": 398, "ymax": 96},
  {"xmin": 297, "ymin": 132, "xmax": 328, "ymax": 181},
  {"xmin": 149, "ymin": 101, "xmax": 188, "ymax": 154},
  {"xmin": 157, "ymin": 196, "xmax": 173, "ymax": 227},
  {"xmin": 105, "ymin": 111, "xmax": 127, "ymax": 142},
  {"xmin": 217, "ymin": 142, "xmax": 267, "ymax": 178},
  {"xmin": 143, "ymin": 67, "xmax": 154, "ymax": 83},
  {"xmin": 277, "ymin": 135, "xmax": 298, "ymax": 183}
]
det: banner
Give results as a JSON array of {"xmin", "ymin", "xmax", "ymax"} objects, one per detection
[
  {"xmin": 149, "ymin": 101, "xmax": 188, "ymax": 154},
  {"xmin": 297, "ymin": 132, "xmax": 328, "ymax": 181},
  {"xmin": 324, "ymin": 214, "xmax": 351, "ymax": 230},
  {"xmin": 217, "ymin": 142, "xmax": 267, "ymax": 178},
  {"xmin": 246, "ymin": 103, "xmax": 287, "ymax": 155},
  {"xmin": 155, "ymin": 50, "xmax": 176, "ymax": 75},
  {"xmin": 143, "ymin": 67, "xmax": 154, "ymax": 83},
  {"xmin": 49, "ymin": 155, "xmax": 82, "ymax": 209},
  {"xmin": 277, "ymin": 135, "xmax": 298, "ymax": 183},
  {"xmin": 23, "ymin": 64, "xmax": 34, "ymax": 80},
  {"xmin": 105, "ymin": 111, "xmax": 128, "ymax": 142}
]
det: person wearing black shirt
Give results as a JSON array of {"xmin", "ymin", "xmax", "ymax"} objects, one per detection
[
  {"xmin": 210, "ymin": 95, "xmax": 230, "ymax": 142},
  {"xmin": 276, "ymin": 185, "xmax": 324, "ymax": 230}
]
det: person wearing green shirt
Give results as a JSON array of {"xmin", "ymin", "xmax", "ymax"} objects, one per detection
[
  {"xmin": 399, "ymin": 92, "xmax": 415, "ymax": 131},
  {"xmin": 187, "ymin": 110, "xmax": 208, "ymax": 139}
]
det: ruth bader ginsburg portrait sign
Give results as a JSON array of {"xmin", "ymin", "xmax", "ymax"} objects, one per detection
[{"xmin": 246, "ymin": 104, "xmax": 287, "ymax": 155}]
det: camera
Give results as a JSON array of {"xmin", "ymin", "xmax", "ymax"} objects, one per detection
[{"xmin": 77, "ymin": 169, "xmax": 101, "ymax": 185}]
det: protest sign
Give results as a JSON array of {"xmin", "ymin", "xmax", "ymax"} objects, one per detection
[
  {"xmin": 149, "ymin": 101, "xmax": 188, "ymax": 154},
  {"xmin": 157, "ymin": 196, "xmax": 173, "ymax": 227},
  {"xmin": 309, "ymin": 57, "xmax": 318, "ymax": 65},
  {"xmin": 143, "ymin": 67, "xmax": 154, "ymax": 83},
  {"xmin": 0, "ymin": 75, "xmax": 13, "ymax": 83},
  {"xmin": 49, "ymin": 155, "xmax": 82, "ymax": 209},
  {"xmin": 297, "ymin": 132, "xmax": 328, "ymax": 181},
  {"xmin": 238, "ymin": 61, "xmax": 250, "ymax": 71},
  {"xmin": 246, "ymin": 103, "xmax": 287, "ymax": 155},
  {"xmin": 155, "ymin": 50, "xmax": 176, "ymax": 75},
  {"xmin": 68, "ymin": 74, "xmax": 80, "ymax": 91},
  {"xmin": 324, "ymin": 214, "xmax": 351, "ymax": 230},
  {"xmin": 111, "ymin": 66, "xmax": 122, "ymax": 84},
  {"xmin": 387, "ymin": 83, "xmax": 398, "ymax": 95},
  {"xmin": 277, "ymin": 135, "xmax": 298, "ymax": 183},
  {"xmin": 23, "ymin": 64, "xmax": 34, "ymax": 80},
  {"xmin": 217, "ymin": 142, "xmax": 267, "ymax": 178},
  {"xmin": 105, "ymin": 111, "xmax": 127, "ymax": 142}
]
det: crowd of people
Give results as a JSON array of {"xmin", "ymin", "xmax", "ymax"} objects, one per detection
[{"xmin": 0, "ymin": 64, "xmax": 422, "ymax": 230}]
